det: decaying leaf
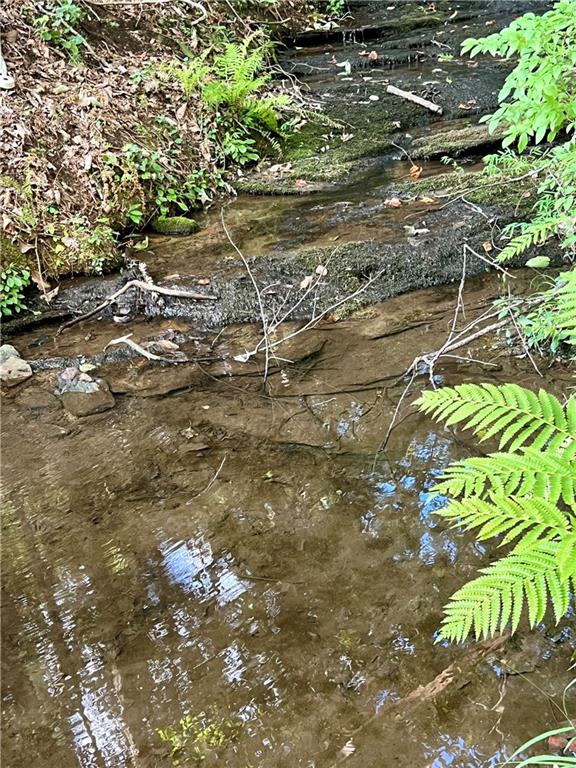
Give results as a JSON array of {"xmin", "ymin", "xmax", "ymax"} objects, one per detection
[
  {"xmin": 409, "ymin": 164, "xmax": 423, "ymax": 180},
  {"xmin": 315, "ymin": 264, "xmax": 328, "ymax": 276},
  {"xmin": 383, "ymin": 197, "xmax": 402, "ymax": 208},
  {"xmin": 420, "ymin": 195, "xmax": 436, "ymax": 204},
  {"xmin": 300, "ymin": 274, "xmax": 314, "ymax": 290},
  {"xmin": 482, "ymin": 241, "xmax": 493, "ymax": 252}
]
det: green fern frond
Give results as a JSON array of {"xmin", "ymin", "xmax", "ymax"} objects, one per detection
[
  {"xmin": 437, "ymin": 494, "xmax": 574, "ymax": 546},
  {"xmin": 439, "ymin": 540, "xmax": 575, "ymax": 642},
  {"xmin": 497, "ymin": 216, "xmax": 560, "ymax": 263},
  {"xmin": 415, "ymin": 383, "xmax": 574, "ymax": 452},
  {"xmin": 434, "ymin": 447, "xmax": 576, "ymax": 505},
  {"xmin": 417, "ymin": 383, "xmax": 576, "ymax": 643}
]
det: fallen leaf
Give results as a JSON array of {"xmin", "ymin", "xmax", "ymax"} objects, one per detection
[
  {"xmin": 369, "ymin": 94, "xmax": 379, "ymax": 101},
  {"xmin": 79, "ymin": 362, "xmax": 96, "ymax": 373},
  {"xmin": 300, "ymin": 274, "xmax": 314, "ymax": 290},
  {"xmin": 383, "ymin": 197, "xmax": 402, "ymax": 208},
  {"xmin": 295, "ymin": 179, "xmax": 308, "ymax": 189},
  {"xmin": 525, "ymin": 256, "xmax": 550, "ymax": 269},
  {"xmin": 176, "ymin": 103, "xmax": 187, "ymax": 121},
  {"xmin": 420, "ymin": 195, "xmax": 436, "ymax": 203},
  {"xmin": 197, "ymin": 278, "xmax": 210, "ymax": 285},
  {"xmin": 458, "ymin": 102, "xmax": 472, "ymax": 110},
  {"xmin": 482, "ymin": 241, "xmax": 493, "ymax": 252},
  {"xmin": 368, "ymin": 50, "xmax": 378, "ymax": 61},
  {"xmin": 404, "ymin": 225, "xmax": 430, "ymax": 236},
  {"xmin": 409, "ymin": 164, "xmax": 423, "ymax": 180},
  {"xmin": 30, "ymin": 270, "xmax": 51, "ymax": 291},
  {"xmin": 315, "ymin": 264, "xmax": 328, "ymax": 276}
]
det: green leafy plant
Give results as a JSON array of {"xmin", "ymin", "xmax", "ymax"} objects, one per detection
[
  {"xmin": 158, "ymin": 709, "xmax": 238, "ymax": 765},
  {"xmin": 463, "ymin": 2, "xmax": 576, "ymax": 266},
  {"xmin": 517, "ymin": 269, "xmax": 576, "ymax": 354},
  {"xmin": 416, "ymin": 383, "xmax": 576, "ymax": 643},
  {"xmin": 325, "ymin": 0, "xmax": 346, "ymax": 17},
  {"xmin": 462, "ymin": 1, "xmax": 576, "ymax": 151},
  {"xmin": 1, "ymin": 267, "xmax": 31, "ymax": 316},
  {"xmin": 169, "ymin": 34, "xmax": 293, "ymax": 166},
  {"xmin": 31, "ymin": 0, "xmax": 88, "ymax": 60}
]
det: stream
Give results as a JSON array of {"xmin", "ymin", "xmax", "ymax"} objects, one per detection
[{"xmin": 2, "ymin": 1, "xmax": 574, "ymax": 767}]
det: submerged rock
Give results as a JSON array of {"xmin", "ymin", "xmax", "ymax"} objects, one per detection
[
  {"xmin": 151, "ymin": 216, "xmax": 199, "ymax": 235},
  {"xmin": 57, "ymin": 367, "xmax": 115, "ymax": 416},
  {"xmin": 0, "ymin": 355, "xmax": 33, "ymax": 387}
]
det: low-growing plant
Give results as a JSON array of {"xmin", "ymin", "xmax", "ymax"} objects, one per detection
[
  {"xmin": 463, "ymin": 1, "xmax": 576, "ymax": 265},
  {"xmin": 30, "ymin": 0, "xmax": 88, "ymax": 60},
  {"xmin": 0, "ymin": 266, "xmax": 31, "ymax": 316},
  {"xmin": 416, "ymin": 383, "xmax": 576, "ymax": 643}
]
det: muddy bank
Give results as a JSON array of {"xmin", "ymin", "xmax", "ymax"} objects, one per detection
[{"xmin": 2, "ymin": 272, "xmax": 574, "ymax": 768}]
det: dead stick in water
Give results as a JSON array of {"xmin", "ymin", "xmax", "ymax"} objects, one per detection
[
  {"xmin": 329, "ymin": 634, "xmax": 509, "ymax": 766},
  {"xmin": 386, "ymin": 84, "xmax": 443, "ymax": 114},
  {"xmin": 57, "ymin": 279, "xmax": 216, "ymax": 334}
]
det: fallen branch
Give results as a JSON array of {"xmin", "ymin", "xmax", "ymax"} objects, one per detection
[
  {"xmin": 386, "ymin": 84, "xmax": 443, "ymax": 114},
  {"xmin": 104, "ymin": 333, "xmax": 187, "ymax": 363},
  {"xmin": 57, "ymin": 278, "xmax": 216, "ymax": 335},
  {"xmin": 329, "ymin": 635, "xmax": 508, "ymax": 766}
]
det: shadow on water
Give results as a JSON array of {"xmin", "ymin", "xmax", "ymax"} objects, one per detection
[{"xmin": 2, "ymin": 273, "xmax": 574, "ymax": 768}]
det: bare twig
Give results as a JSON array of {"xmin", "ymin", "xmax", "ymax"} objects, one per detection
[
  {"xmin": 190, "ymin": 456, "xmax": 226, "ymax": 500},
  {"xmin": 220, "ymin": 208, "xmax": 271, "ymax": 380},
  {"xmin": 57, "ymin": 278, "xmax": 216, "ymax": 334},
  {"xmin": 104, "ymin": 333, "xmax": 187, "ymax": 362}
]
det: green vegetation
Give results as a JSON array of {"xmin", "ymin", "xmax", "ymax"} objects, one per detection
[
  {"xmin": 168, "ymin": 33, "xmax": 293, "ymax": 166},
  {"xmin": 158, "ymin": 710, "xmax": 238, "ymax": 764},
  {"xmin": 462, "ymin": 0, "xmax": 576, "ymax": 355},
  {"xmin": 0, "ymin": 267, "xmax": 31, "ymax": 316},
  {"xmin": 29, "ymin": 0, "xmax": 88, "ymax": 60},
  {"xmin": 416, "ymin": 383, "xmax": 576, "ymax": 643}
]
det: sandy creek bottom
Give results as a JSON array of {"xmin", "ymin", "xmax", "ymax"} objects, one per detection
[{"xmin": 1, "ymin": 272, "xmax": 574, "ymax": 768}]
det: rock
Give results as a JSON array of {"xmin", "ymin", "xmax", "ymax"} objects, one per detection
[
  {"xmin": 0, "ymin": 344, "xmax": 21, "ymax": 364},
  {"xmin": 0, "ymin": 356, "xmax": 33, "ymax": 387},
  {"xmin": 151, "ymin": 216, "xmax": 199, "ymax": 235},
  {"xmin": 61, "ymin": 378, "xmax": 115, "ymax": 417}
]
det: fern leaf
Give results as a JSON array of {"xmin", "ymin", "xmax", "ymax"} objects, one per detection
[
  {"xmin": 434, "ymin": 446, "xmax": 576, "ymax": 505},
  {"xmin": 437, "ymin": 494, "xmax": 573, "ymax": 546},
  {"xmin": 438, "ymin": 540, "xmax": 574, "ymax": 641},
  {"xmin": 415, "ymin": 383, "xmax": 574, "ymax": 451}
]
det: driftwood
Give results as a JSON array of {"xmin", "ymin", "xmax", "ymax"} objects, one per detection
[
  {"xmin": 57, "ymin": 278, "xmax": 216, "ymax": 334},
  {"xmin": 386, "ymin": 84, "xmax": 443, "ymax": 114},
  {"xmin": 329, "ymin": 634, "xmax": 509, "ymax": 766}
]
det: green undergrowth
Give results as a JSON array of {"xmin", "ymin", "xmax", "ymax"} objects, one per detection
[{"xmin": 1, "ymin": 0, "xmax": 312, "ymax": 314}]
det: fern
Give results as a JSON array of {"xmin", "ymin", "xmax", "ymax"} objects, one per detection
[{"xmin": 415, "ymin": 383, "xmax": 576, "ymax": 642}]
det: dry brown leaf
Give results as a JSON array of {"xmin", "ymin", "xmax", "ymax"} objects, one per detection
[
  {"xmin": 420, "ymin": 195, "xmax": 436, "ymax": 203},
  {"xmin": 482, "ymin": 241, "xmax": 493, "ymax": 252},
  {"xmin": 294, "ymin": 179, "xmax": 308, "ymax": 189},
  {"xmin": 409, "ymin": 164, "xmax": 423, "ymax": 180},
  {"xmin": 368, "ymin": 50, "xmax": 378, "ymax": 61},
  {"xmin": 315, "ymin": 264, "xmax": 328, "ymax": 276},
  {"xmin": 383, "ymin": 197, "xmax": 402, "ymax": 207},
  {"xmin": 300, "ymin": 274, "xmax": 314, "ymax": 290},
  {"xmin": 197, "ymin": 278, "xmax": 210, "ymax": 285}
]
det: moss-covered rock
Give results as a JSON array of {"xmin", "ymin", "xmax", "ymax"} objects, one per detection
[
  {"xmin": 0, "ymin": 234, "xmax": 31, "ymax": 272},
  {"xmin": 151, "ymin": 216, "xmax": 200, "ymax": 235}
]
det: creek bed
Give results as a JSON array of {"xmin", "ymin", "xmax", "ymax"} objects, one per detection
[{"xmin": 2, "ymin": 273, "xmax": 574, "ymax": 768}]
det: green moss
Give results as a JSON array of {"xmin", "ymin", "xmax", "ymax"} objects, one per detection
[
  {"xmin": 151, "ymin": 215, "xmax": 200, "ymax": 235},
  {"xmin": 0, "ymin": 234, "xmax": 30, "ymax": 272}
]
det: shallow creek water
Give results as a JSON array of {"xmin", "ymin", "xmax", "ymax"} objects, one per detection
[
  {"xmin": 2, "ymin": 1, "xmax": 575, "ymax": 762},
  {"xmin": 2, "ymin": 269, "xmax": 575, "ymax": 768}
]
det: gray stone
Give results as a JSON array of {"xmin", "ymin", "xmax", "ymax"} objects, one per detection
[
  {"xmin": 0, "ymin": 344, "xmax": 21, "ymax": 364},
  {"xmin": 61, "ymin": 378, "xmax": 115, "ymax": 417},
  {"xmin": 0, "ymin": 356, "xmax": 33, "ymax": 387}
]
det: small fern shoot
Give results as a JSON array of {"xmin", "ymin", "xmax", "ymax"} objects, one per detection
[{"xmin": 415, "ymin": 383, "xmax": 576, "ymax": 643}]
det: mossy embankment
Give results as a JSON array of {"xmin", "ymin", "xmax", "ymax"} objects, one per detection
[{"xmin": 0, "ymin": 0, "xmax": 310, "ymax": 290}]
